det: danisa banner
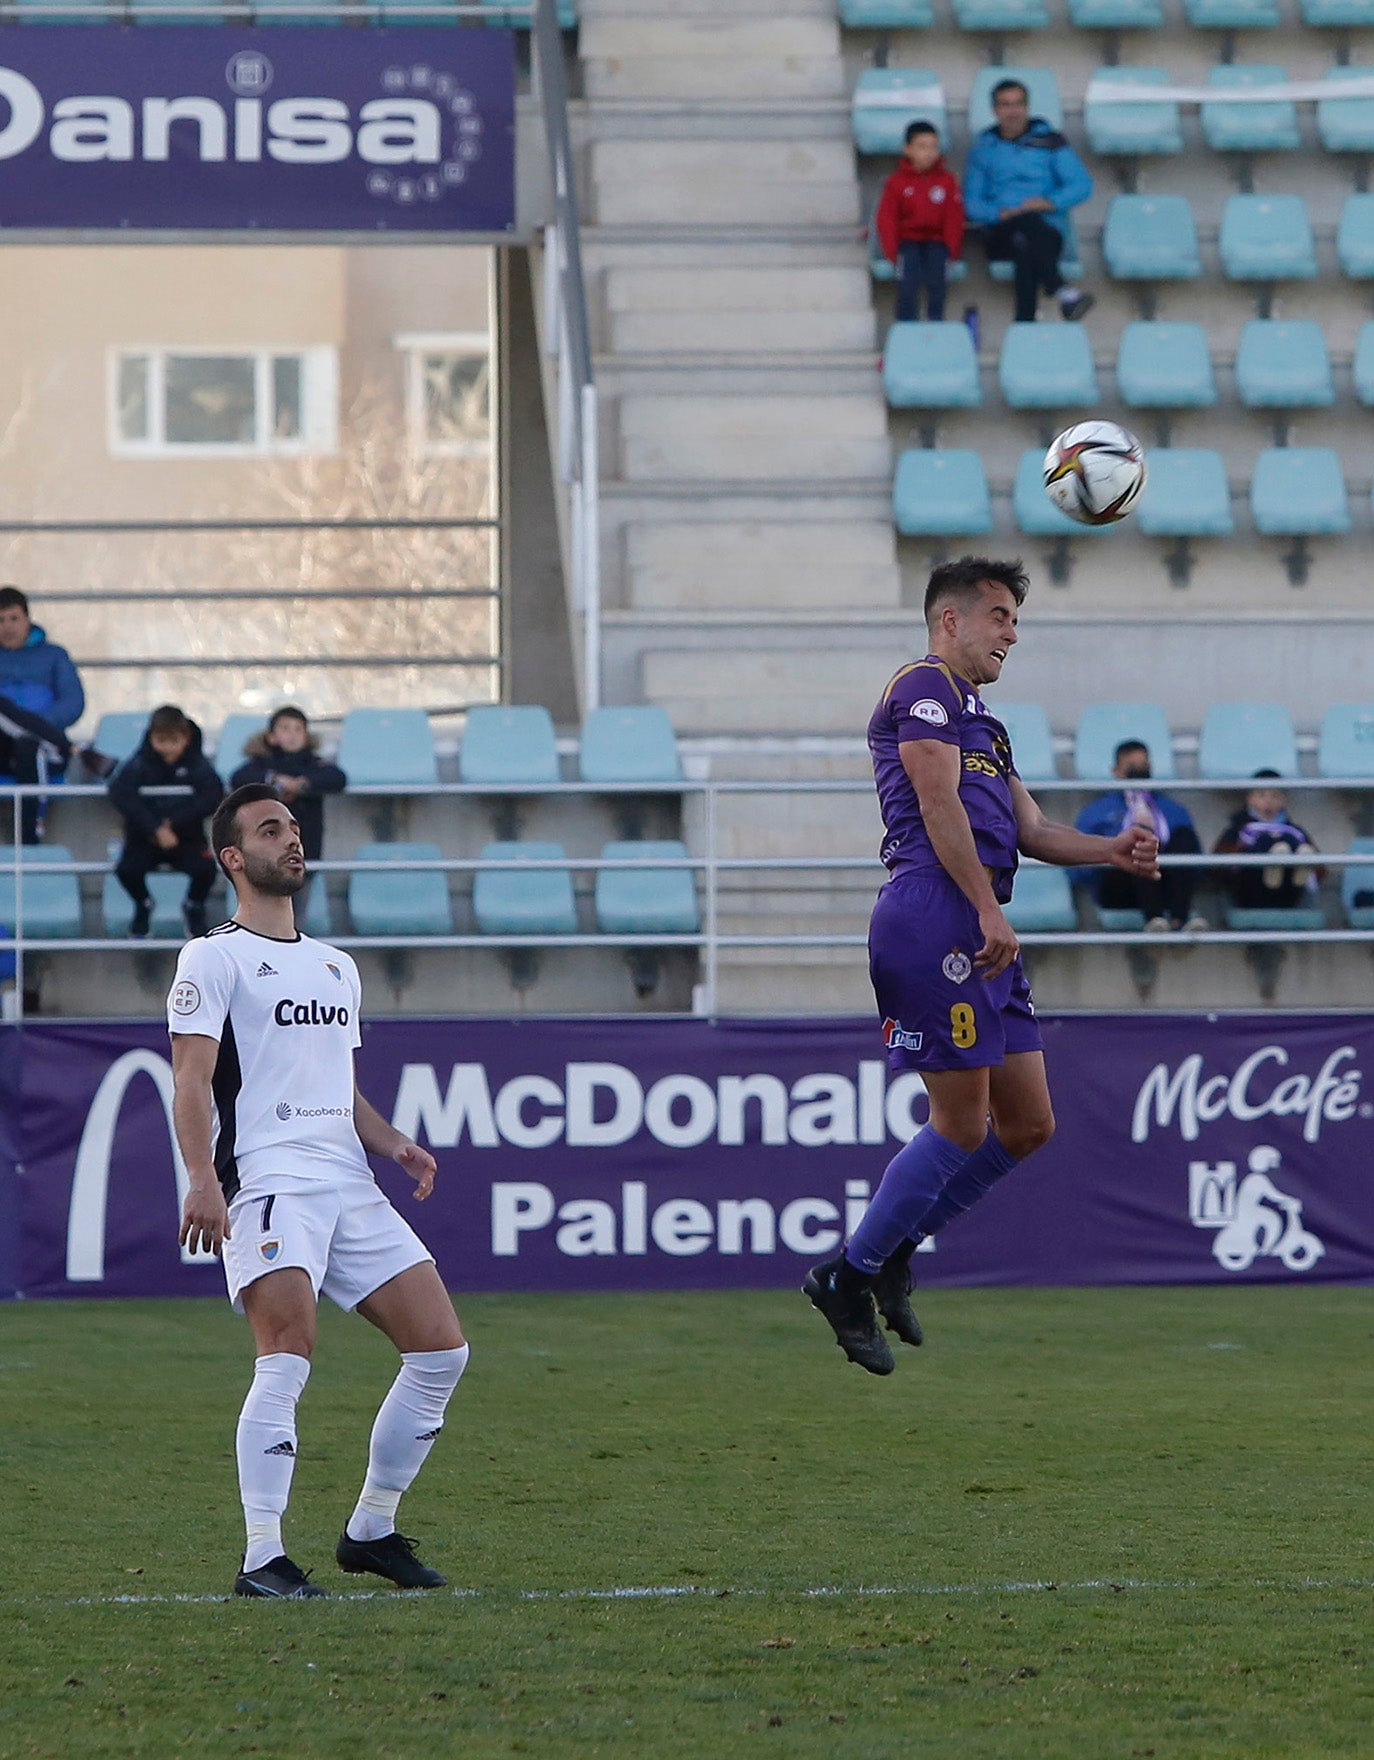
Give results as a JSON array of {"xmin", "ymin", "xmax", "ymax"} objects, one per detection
[
  {"xmin": 0, "ymin": 29, "xmax": 515, "ymax": 233},
  {"xmin": 10, "ymin": 1015, "xmax": 1374, "ymax": 1301}
]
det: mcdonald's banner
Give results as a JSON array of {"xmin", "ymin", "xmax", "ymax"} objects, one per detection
[{"xmin": 8, "ymin": 1015, "xmax": 1374, "ymax": 1302}]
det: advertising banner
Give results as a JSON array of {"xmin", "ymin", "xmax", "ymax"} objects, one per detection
[
  {"xmin": 0, "ymin": 29, "xmax": 515, "ymax": 233},
  {"xmin": 0, "ymin": 1025, "xmax": 19, "ymax": 1300},
  {"xmin": 15, "ymin": 1015, "xmax": 1374, "ymax": 1300}
]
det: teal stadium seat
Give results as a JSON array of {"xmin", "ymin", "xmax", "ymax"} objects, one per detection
[
  {"xmin": 987, "ymin": 212, "xmax": 1083, "ymax": 284},
  {"xmin": 213, "ymin": 713, "xmax": 266, "ymax": 782},
  {"xmin": 1098, "ymin": 906, "xmax": 1148, "ymax": 930},
  {"xmin": 1185, "ymin": 0, "xmax": 1279, "ymax": 25},
  {"xmin": 1013, "ymin": 449, "xmax": 1112, "ymax": 536},
  {"xmin": 1341, "ymin": 837, "xmax": 1374, "ymax": 928},
  {"xmin": 302, "ymin": 876, "xmax": 331, "ymax": 937},
  {"xmin": 994, "ymin": 702, "xmax": 1056, "ymax": 780},
  {"xmin": 579, "ymin": 706, "xmax": 683, "ymax": 785},
  {"xmin": 953, "ymin": 0, "xmax": 1049, "ymax": 28},
  {"xmin": 1225, "ymin": 905, "xmax": 1324, "ymax": 931},
  {"xmin": 1006, "ymin": 866, "xmax": 1077, "ymax": 932},
  {"xmin": 1235, "ymin": 321, "xmax": 1334, "ymax": 407},
  {"xmin": 968, "ymin": 67, "xmax": 1063, "ymax": 132},
  {"xmin": 12, "ymin": 0, "xmax": 115, "ymax": 17},
  {"xmin": 473, "ymin": 842, "xmax": 577, "ymax": 935},
  {"xmin": 840, "ymin": 0, "xmax": 935, "ymax": 19},
  {"xmin": 852, "ymin": 69, "xmax": 947, "ymax": 156},
  {"xmin": 103, "ymin": 871, "xmax": 223, "ymax": 938},
  {"xmin": 1085, "ymin": 69, "xmax": 1182, "ymax": 156},
  {"xmin": 1220, "ymin": 195, "xmax": 1316, "ymax": 281},
  {"xmin": 1354, "ymin": 322, "xmax": 1374, "ymax": 403},
  {"xmin": 1250, "ymin": 447, "xmax": 1350, "ymax": 535},
  {"xmin": 0, "ymin": 846, "xmax": 82, "ymax": 939},
  {"xmin": 348, "ymin": 843, "xmax": 452, "ymax": 936},
  {"xmin": 1318, "ymin": 704, "xmax": 1374, "ymax": 776},
  {"xmin": 595, "ymin": 842, "xmax": 700, "ymax": 936},
  {"xmin": 258, "ymin": 2, "xmax": 341, "ymax": 20},
  {"xmin": 131, "ymin": 0, "xmax": 226, "ymax": 17},
  {"xmin": 94, "ymin": 711, "xmax": 150, "ymax": 766},
  {"xmin": 1135, "ymin": 449, "xmax": 1235, "ymax": 537},
  {"xmin": 1337, "ymin": 193, "xmax": 1374, "ymax": 277},
  {"xmin": 999, "ymin": 324, "xmax": 1098, "ymax": 408},
  {"xmin": 1201, "ymin": 65, "xmax": 1301, "ymax": 153},
  {"xmin": 883, "ymin": 321, "xmax": 981, "ymax": 408},
  {"xmin": 460, "ymin": 704, "xmax": 559, "ymax": 786},
  {"xmin": 1317, "ymin": 68, "xmax": 1374, "ymax": 152},
  {"xmin": 1300, "ymin": 0, "xmax": 1374, "ymax": 21},
  {"xmin": 337, "ymin": 709, "xmax": 436, "ymax": 787},
  {"xmin": 1102, "ymin": 195, "xmax": 1201, "ymax": 279},
  {"xmin": 1116, "ymin": 321, "xmax": 1217, "ymax": 407},
  {"xmin": 893, "ymin": 450, "xmax": 992, "ymax": 536},
  {"xmin": 1076, "ymin": 703, "xmax": 1176, "ymax": 779},
  {"xmin": 1198, "ymin": 703, "xmax": 1298, "ymax": 779},
  {"xmin": 1070, "ymin": 0, "xmax": 1163, "ymax": 26}
]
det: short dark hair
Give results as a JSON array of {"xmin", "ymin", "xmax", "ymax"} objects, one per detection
[
  {"xmin": 0, "ymin": 585, "xmax": 29, "ymax": 616},
  {"xmin": 211, "ymin": 782, "xmax": 281, "ymax": 879},
  {"xmin": 923, "ymin": 556, "xmax": 1029, "ymax": 625},
  {"xmin": 269, "ymin": 704, "xmax": 308, "ymax": 731},
  {"xmin": 148, "ymin": 704, "xmax": 193, "ymax": 740},
  {"xmin": 992, "ymin": 78, "xmax": 1029, "ymax": 102},
  {"xmin": 1252, "ymin": 767, "xmax": 1281, "ymax": 780},
  {"xmin": 1114, "ymin": 739, "xmax": 1149, "ymax": 764},
  {"xmin": 904, "ymin": 120, "xmax": 939, "ymax": 144}
]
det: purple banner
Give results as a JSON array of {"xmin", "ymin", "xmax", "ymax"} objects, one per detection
[
  {"xmin": 0, "ymin": 30, "xmax": 514, "ymax": 233},
  {"xmin": 15, "ymin": 1015, "xmax": 1374, "ymax": 1300},
  {"xmin": 0, "ymin": 1026, "xmax": 19, "ymax": 1299}
]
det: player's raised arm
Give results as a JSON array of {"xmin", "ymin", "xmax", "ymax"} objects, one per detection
[
  {"xmin": 1009, "ymin": 774, "xmax": 1161, "ymax": 877},
  {"xmin": 171, "ymin": 1032, "xmax": 231, "ymax": 1255}
]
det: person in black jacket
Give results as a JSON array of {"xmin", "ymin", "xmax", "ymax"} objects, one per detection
[
  {"xmin": 229, "ymin": 706, "xmax": 346, "ymax": 864},
  {"xmin": 1213, "ymin": 769, "xmax": 1323, "ymax": 911},
  {"xmin": 109, "ymin": 705, "xmax": 224, "ymax": 939}
]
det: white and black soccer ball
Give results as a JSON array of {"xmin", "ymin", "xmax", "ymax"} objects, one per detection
[{"xmin": 1043, "ymin": 421, "xmax": 1147, "ymax": 527}]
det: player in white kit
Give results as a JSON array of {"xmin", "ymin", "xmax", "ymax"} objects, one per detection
[{"xmin": 171, "ymin": 783, "xmax": 469, "ymax": 1599}]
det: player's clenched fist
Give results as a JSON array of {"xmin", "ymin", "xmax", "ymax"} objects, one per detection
[
  {"xmin": 974, "ymin": 902, "xmax": 1020, "ymax": 979},
  {"xmin": 1109, "ymin": 823, "xmax": 1161, "ymax": 879},
  {"xmin": 180, "ymin": 1183, "xmax": 231, "ymax": 1256}
]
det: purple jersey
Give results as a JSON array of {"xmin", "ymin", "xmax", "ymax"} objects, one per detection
[{"xmin": 868, "ymin": 656, "xmax": 1020, "ymax": 899}]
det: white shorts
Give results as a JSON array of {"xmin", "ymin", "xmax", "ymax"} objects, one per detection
[{"xmin": 223, "ymin": 1179, "xmax": 434, "ymax": 1314}]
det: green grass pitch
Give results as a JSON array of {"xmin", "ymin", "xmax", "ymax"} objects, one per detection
[{"xmin": 1, "ymin": 1285, "xmax": 1371, "ymax": 1758}]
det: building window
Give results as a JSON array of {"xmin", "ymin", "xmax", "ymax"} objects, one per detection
[
  {"xmin": 109, "ymin": 347, "xmax": 337, "ymax": 457},
  {"xmin": 396, "ymin": 332, "xmax": 491, "ymax": 458}
]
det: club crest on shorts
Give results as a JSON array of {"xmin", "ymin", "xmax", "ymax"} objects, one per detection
[
  {"xmin": 942, "ymin": 949, "xmax": 973, "ymax": 984},
  {"xmin": 259, "ymin": 1238, "xmax": 283, "ymax": 1264},
  {"xmin": 882, "ymin": 1017, "xmax": 924, "ymax": 1053}
]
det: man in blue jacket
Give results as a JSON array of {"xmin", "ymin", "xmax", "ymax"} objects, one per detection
[
  {"xmin": 963, "ymin": 80, "xmax": 1095, "ymax": 324},
  {"xmin": 0, "ymin": 585, "xmax": 85, "ymax": 843},
  {"xmin": 1076, "ymin": 740, "xmax": 1207, "ymax": 932}
]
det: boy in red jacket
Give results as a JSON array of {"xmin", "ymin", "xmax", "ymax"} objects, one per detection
[{"xmin": 876, "ymin": 121, "xmax": 965, "ymax": 322}]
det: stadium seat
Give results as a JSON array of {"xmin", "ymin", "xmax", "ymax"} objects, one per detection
[
  {"xmin": 840, "ymin": 0, "xmax": 935, "ymax": 22},
  {"xmin": 460, "ymin": 705, "xmax": 559, "ymax": 788},
  {"xmin": 1318, "ymin": 704, "xmax": 1374, "ymax": 777},
  {"xmin": 1085, "ymin": 69, "xmax": 1182, "ymax": 157},
  {"xmin": 1005, "ymin": 866, "xmax": 1077, "ymax": 932},
  {"xmin": 473, "ymin": 842, "xmax": 577, "ymax": 936},
  {"xmin": 985, "ymin": 212, "xmax": 1083, "ymax": 284},
  {"xmin": 579, "ymin": 706, "xmax": 683, "ymax": 785},
  {"xmin": 1201, "ymin": 65, "xmax": 1301, "ymax": 154},
  {"xmin": 213, "ymin": 713, "xmax": 265, "ymax": 782},
  {"xmin": 1354, "ymin": 322, "xmax": 1374, "ymax": 403},
  {"xmin": 1102, "ymin": 195, "xmax": 1201, "ymax": 280},
  {"xmin": 893, "ymin": 450, "xmax": 992, "ymax": 536},
  {"xmin": 1341, "ymin": 837, "xmax": 1374, "ymax": 928},
  {"xmin": 883, "ymin": 322, "xmax": 981, "ymax": 408},
  {"xmin": 1317, "ymin": 68, "xmax": 1374, "ymax": 153},
  {"xmin": 337, "ymin": 709, "xmax": 437, "ymax": 787},
  {"xmin": 302, "ymin": 876, "xmax": 331, "ymax": 937},
  {"xmin": 375, "ymin": 0, "xmax": 458, "ymax": 18},
  {"xmin": 1301, "ymin": 0, "xmax": 1374, "ymax": 22},
  {"xmin": 1116, "ymin": 322, "xmax": 1216, "ymax": 407},
  {"xmin": 11, "ymin": 0, "xmax": 115, "ymax": 16},
  {"xmin": 1234, "ymin": 321, "xmax": 1334, "ymax": 407},
  {"xmin": 1013, "ymin": 449, "xmax": 1112, "ymax": 536},
  {"xmin": 0, "ymin": 846, "xmax": 83, "ymax": 939},
  {"xmin": 93, "ymin": 711, "xmax": 150, "ymax": 766},
  {"xmin": 953, "ymin": 0, "xmax": 1049, "ymax": 29},
  {"xmin": 1097, "ymin": 906, "xmax": 1147, "ymax": 930},
  {"xmin": 967, "ymin": 67, "xmax": 1063, "ymax": 133},
  {"xmin": 999, "ymin": 324, "xmax": 1098, "ymax": 408},
  {"xmin": 995, "ymin": 702, "xmax": 1057, "ymax": 781},
  {"xmin": 1250, "ymin": 447, "xmax": 1350, "ymax": 535},
  {"xmin": 1075, "ymin": 703, "xmax": 1176, "ymax": 780},
  {"xmin": 595, "ymin": 842, "xmax": 700, "ymax": 935},
  {"xmin": 1337, "ymin": 193, "xmax": 1374, "ymax": 277},
  {"xmin": 258, "ymin": 2, "xmax": 342, "ymax": 19},
  {"xmin": 102, "ymin": 871, "xmax": 222, "ymax": 939},
  {"xmin": 348, "ymin": 843, "xmax": 452, "ymax": 936},
  {"xmin": 1224, "ymin": 903, "xmax": 1324, "ymax": 931},
  {"xmin": 1198, "ymin": 703, "xmax": 1298, "ymax": 779},
  {"xmin": 1135, "ymin": 449, "xmax": 1235, "ymax": 537},
  {"xmin": 130, "ymin": 0, "xmax": 226, "ymax": 17},
  {"xmin": 1185, "ymin": 0, "xmax": 1280, "ymax": 26},
  {"xmin": 1070, "ymin": 0, "xmax": 1163, "ymax": 26},
  {"xmin": 852, "ymin": 69, "xmax": 947, "ymax": 156},
  {"xmin": 1219, "ymin": 195, "xmax": 1317, "ymax": 281}
]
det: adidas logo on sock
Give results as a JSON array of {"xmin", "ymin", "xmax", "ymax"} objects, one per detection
[
  {"xmin": 264, "ymin": 1439, "xmax": 295, "ymax": 1456},
  {"xmin": 415, "ymin": 1427, "xmax": 443, "ymax": 1442},
  {"xmin": 256, "ymin": 962, "xmax": 279, "ymax": 978}
]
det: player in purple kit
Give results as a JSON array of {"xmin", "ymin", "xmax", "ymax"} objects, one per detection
[{"xmin": 804, "ymin": 557, "xmax": 1161, "ymax": 1373}]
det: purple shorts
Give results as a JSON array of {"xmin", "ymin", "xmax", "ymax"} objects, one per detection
[{"xmin": 868, "ymin": 871, "xmax": 1044, "ymax": 1073}]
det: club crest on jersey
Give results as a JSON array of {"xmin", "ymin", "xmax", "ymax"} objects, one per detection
[
  {"xmin": 259, "ymin": 1238, "xmax": 283, "ymax": 1264},
  {"xmin": 909, "ymin": 698, "xmax": 948, "ymax": 727},
  {"xmin": 943, "ymin": 950, "xmax": 973, "ymax": 984},
  {"xmin": 325, "ymin": 962, "xmax": 343, "ymax": 983},
  {"xmin": 882, "ymin": 1017, "xmax": 924, "ymax": 1053},
  {"xmin": 170, "ymin": 980, "xmax": 201, "ymax": 1015}
]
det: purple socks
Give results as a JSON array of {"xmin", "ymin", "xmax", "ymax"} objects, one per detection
[
  {"xmin": 913, "ymin": 1130, "xmax": 1019, "ymax": 1238},
  {"xmin": 845, "ymin": 1126, "xmax": 969, "ymax": 1275}
]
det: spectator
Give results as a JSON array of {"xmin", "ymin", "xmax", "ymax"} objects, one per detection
[
  {"xmin": 875, "ymin": 121, "xmax": 965, "ymax": 323},
  {"xmin": 0, "ymin": 585, "xmax": 84, "ymax": 844},
  {"xmin": 962, "ymin": 79, "xmax": 1094, "ymax": 324},
  {"xmin": 109, "ymin": 705, "xmax": 224, "ymax": 940},
  {"xmin": 1076, "ymin": 740, "xmax": 1208, "ymax": 932},
  {"xmin": 231, "ymin": 707, "xmax": 346, "ymax": 922},
  {"xmin": 1213, "ymin": 770, "xmax": 1322, "ymax": 911}
]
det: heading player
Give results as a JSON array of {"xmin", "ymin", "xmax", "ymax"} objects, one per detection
[
  {"xmin": 171, "ymin": 782, "xmax": 468, "ymax": 1598},
  {"xmin": 804, "ymin": 557, "xmax": 1160, "ymax": 1373}
]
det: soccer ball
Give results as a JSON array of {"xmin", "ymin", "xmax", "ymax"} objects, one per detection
[{"xmin": 1043, "ymin": 421, "xmax": 1147, "ymax": 527}]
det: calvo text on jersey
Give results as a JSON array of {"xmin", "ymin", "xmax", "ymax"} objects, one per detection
[{"xmin": 273, "ymin": 997, "xmax": 352, "ymax": 1027}]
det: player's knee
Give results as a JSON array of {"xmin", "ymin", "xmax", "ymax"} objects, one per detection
[{"xmin": 1006, "ymin": 1109, "xmax": 1055, "ymax": 1159}]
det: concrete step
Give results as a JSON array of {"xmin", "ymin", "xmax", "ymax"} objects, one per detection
[
  {"xmin": 582, "ymin": 16, "xmax": 842, "ymax": 102},
  {"xmin": 597, "ymin": 356, "xmax": 879, "ymax": 395},
  {"xmin": 609, "ymin": 308, "xmax": 876, "ymax": 351},
  {"xmin": 577, "ymin": 97, "xmax": 851, "ymax": 141},
  {"xmin": 605, "ymin": 263, "xmax": 870, "ymax": 313},
  {"xmin": 618, "ymin": 391, "xmax": 891, "ymax": 482},
  {"xmin": 584, "ymin": 231, "xmax": 865, "ymax": 271},
  {"xmin": 625, "ymin": 519, "xmax": 900, "ymax": 611},
  {"xmin": 589, "ymin": 140, "xmax": 860, "ymax": 228},
  {"xmin": 643, "ymin": 645, "xmax": 917, "ymax": 735}
]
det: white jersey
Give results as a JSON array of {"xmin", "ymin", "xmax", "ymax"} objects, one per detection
[{"xmin": 167, "ymin": 921, "xmax": 371, "ymax": 1201}]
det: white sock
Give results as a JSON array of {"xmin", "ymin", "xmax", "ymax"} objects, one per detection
[
  {"xmin": 1058, "ymin": 284, "xmax": 1081, "ymax": 304},
  {"xmin": 236, "ymin": 1352, "xmax": 311, "ymax": 1572},
  {"xmin": 347, "ymin": 1345, "xmax": 469, "ymax": 1543}
]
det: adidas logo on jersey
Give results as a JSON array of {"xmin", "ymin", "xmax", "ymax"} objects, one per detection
[{"xmin": 256, "ymin": 962, "xmax": 278, "ymax": 977}]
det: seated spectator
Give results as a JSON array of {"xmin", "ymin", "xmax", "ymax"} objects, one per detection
[
  {"xmin": 875, "ymin": 121, "xmax": 965, "ymax": 324},
  {"xmin": 962, "ymin": 79, "xmax": 1094, "ymax": 324},
  {"xmin": 1076, "ymin": 740, "xmax": 1207, "ymax": 932},
  {"xmin": 0, "ymin": 585, "xmax": 84, "ymax": 844},
  {"xmin": 109, "ymin": 705, "xmax": 224, "ymax": 940},
  {"xmin": 1213, "ymin": 770, "xmax": 1322, "ymax": 911},
  {"xmin": 231, "ymin": 704, "xmax": 345, "ymax": 857}
]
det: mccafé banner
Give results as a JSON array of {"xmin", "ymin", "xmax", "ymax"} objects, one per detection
[
  {"xmin": 4, "ymin": 1015, "xmax": 1374, "ymax": 1301},
  {"xmin": 0, "ymin": 29, "xmax": 514, "ymax": 232}
]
